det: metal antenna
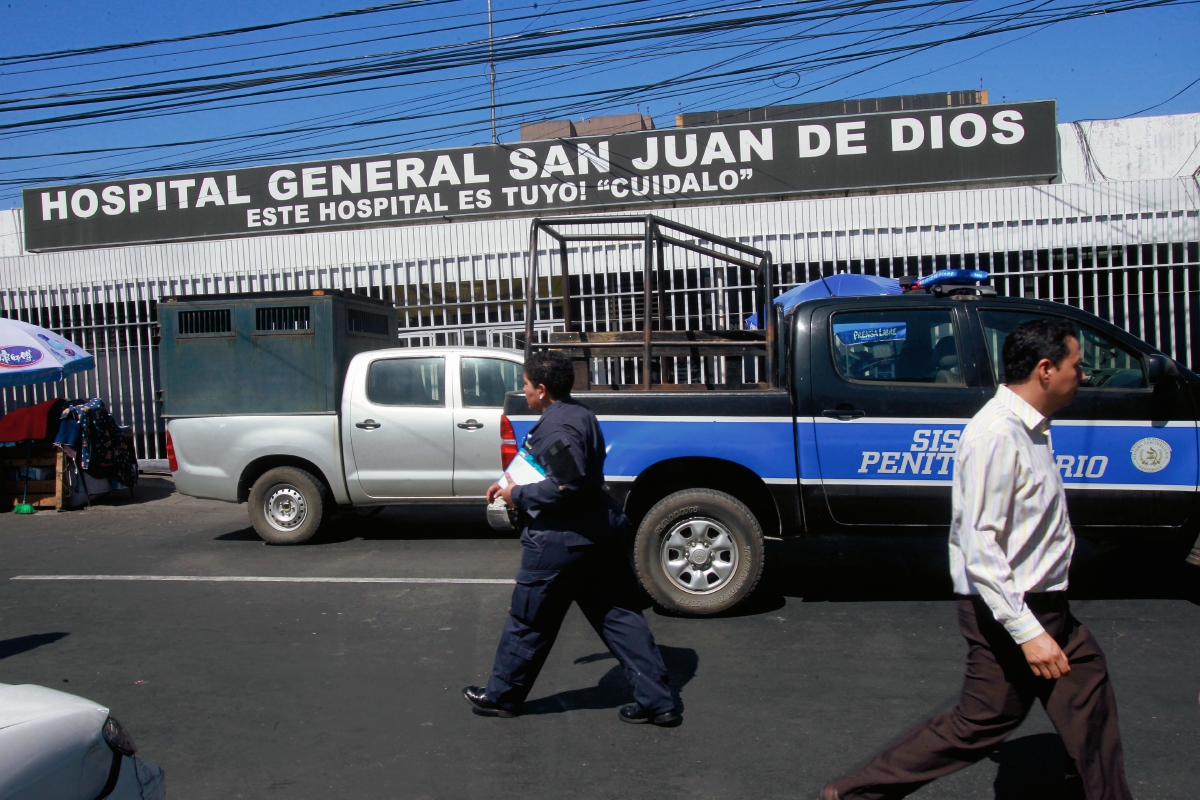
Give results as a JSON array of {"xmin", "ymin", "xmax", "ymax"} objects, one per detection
[{"xmin": 488, "ymin": 0, "xmax": 497, "ymax": 144}]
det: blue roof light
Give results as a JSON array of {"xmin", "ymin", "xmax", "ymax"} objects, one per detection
[{"xmin": 916, "ymin": 269, "xmax": 990, "ymax": 288}]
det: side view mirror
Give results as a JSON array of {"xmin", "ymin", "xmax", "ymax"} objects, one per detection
[{"xmin": 1146, "ymin": 354, "xmax": 1179, "ymax": 385}]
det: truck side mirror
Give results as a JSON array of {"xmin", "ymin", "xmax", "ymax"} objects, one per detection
[{"xmin": 1146, "ymin": 354, "xmax": 1179, "ymax": 385}]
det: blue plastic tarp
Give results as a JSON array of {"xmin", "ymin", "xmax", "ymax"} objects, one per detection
[{"xmin": 745, "ymin": 273, "xmax": 901, "ymax": 329}]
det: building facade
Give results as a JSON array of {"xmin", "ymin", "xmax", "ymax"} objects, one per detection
[{"xmin": 2, "ymin": 111, "xmax": 1198, "ymax": 467}]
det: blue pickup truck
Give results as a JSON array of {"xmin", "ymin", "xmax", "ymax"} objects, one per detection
[{"xmin": 505, "ymin": 218, "xmax": 1198, "ymax": 615}]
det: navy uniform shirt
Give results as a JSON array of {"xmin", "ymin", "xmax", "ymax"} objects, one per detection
[{"xmin": 510, "ymin": 397, "xmax": 623, "ymax": 546}]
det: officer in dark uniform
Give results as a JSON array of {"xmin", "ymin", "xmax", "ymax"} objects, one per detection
[{"xmin": 463, "ymin": 350, "xmax": 679, "ymax": 725}]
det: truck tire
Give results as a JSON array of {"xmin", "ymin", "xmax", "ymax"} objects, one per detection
[
  {"xmin": 633, "ymin": 488, "xmax": 765, "ymax": 615},
  {"xmin": 248, "ymin": 467, "xmax": 326, "ymax": 545}
]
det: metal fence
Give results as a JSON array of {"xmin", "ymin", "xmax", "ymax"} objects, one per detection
[
  {"xmin": 2, "ymin": 285, "xmax": 160, "ymax": 461},
  {"xmin": 3, "ymin": 182, "xmax": 1199, "ymax": 463},
  {"xmin": 392, "ymin": 212, "xmax": 1200, "ymax": 386}
]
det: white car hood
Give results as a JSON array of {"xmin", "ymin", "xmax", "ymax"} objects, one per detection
[{"xmin": 0, "ymin": 684, "xmax": 113, "ymax": 800}]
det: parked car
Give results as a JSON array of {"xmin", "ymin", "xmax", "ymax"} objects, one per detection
[
  {"xmin": 0, "ymin": 683, "xmax": 164, "ymax": 799},
  {"xmin": 167, "ymin": 345, "xmax": 523, "ymax": 543}
]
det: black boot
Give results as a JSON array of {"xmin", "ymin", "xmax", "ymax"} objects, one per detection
[
  {"xmin": 463, "ymin": 686, "xmax": 520, "ymax": 718},
  {"xmin": 618, "ymin": 704, "xmax": 681, "ymax": 726}
]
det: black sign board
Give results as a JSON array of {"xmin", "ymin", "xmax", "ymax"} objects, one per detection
[{"xmin": 22, "ymin": 100, "xmax": 1056, "ymax": 252}]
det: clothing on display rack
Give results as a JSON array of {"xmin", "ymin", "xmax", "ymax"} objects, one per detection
[{"xmin": 54, "ymin": 399, "xmax": 138, "ymax": 490}]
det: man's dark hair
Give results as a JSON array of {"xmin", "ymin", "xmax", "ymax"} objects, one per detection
[
  {"xmin": 525, "ymin": 350, "xmax": 575, "ymax": 398},
  {"xmin": 1002, "ymin": 318, "xmax": 1077, "ymax": 383}
]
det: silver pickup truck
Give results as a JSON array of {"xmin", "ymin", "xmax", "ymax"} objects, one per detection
[{"xmin": 167, "ymin": 347, "xmax": 523, "ymax": 543}]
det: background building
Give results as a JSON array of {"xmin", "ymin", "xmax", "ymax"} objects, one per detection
[{"xmin": 1, "ymin": 104, "xmax": 1198, "ymax": 469}]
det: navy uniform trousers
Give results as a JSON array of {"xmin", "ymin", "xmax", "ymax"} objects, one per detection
[{"xmin": 484, "ymin": 529, "xmax": 674, "ymax": 714}]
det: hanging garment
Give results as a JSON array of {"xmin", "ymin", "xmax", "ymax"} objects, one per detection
[
  {"xmin": 0, "ymin": 399, "xmax": 64, "ymax": 444},
  {"xmin": 54, "ymin": 399, "xmax": 138, "ymax": 489}
]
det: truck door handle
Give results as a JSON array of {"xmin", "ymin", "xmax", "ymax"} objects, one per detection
[
  {"xmin": 356, "ymin": 419, "xmax": 381, "ymax": 430},
  {"xmin": 822, "ymin": 409, "xmax": 866, "ymax": 421},
  {"xmin": 457, "ymin": 419, "xmax": 484, "ymax": 430}
]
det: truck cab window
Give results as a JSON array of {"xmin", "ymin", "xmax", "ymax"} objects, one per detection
[
  {"xmin": 461, "ymin": 358, "xmax": 522, "ymax": 408},
  {"xmin": 368, "ymin": 357, "xmax": 446, "ymax": 406},
  {"xmin": 831, "ymin": 309, "xmax": 962, "ymax": 385},
  {"xmin": 979, "ymin": 311, "xmax": 1148, "ymax": 389}
]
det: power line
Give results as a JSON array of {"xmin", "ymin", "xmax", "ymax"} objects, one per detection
[
  {"xmin": 1, "ymin": 0, "xmax": 1190, "ymax": 196},
  {"xmin": 0, "ymin": 1, "xmax": 543, "ymax": 81},
  {"xmin": 1124, "ymin": 74, "xmax": 1200, "ymax": 117},
  {"xmin": 0, "ymin": 0, "xmax": 869, "ymax": 108},
  {"xmin": 0, "ymin": 0, "xmax": 669, "ymax": 97},
  {"xmin": 0, "ymin": 0, "xmax": 1030, "ymax": 126},
  {"xmin": 0, "ymin": 2, "xmax": 1146, "ymax": 180},
  {"xmin": 0, "ymin": 0, "xmax": 462, "ymax": 66}
]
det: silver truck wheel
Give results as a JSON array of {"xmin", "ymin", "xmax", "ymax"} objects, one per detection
[
  {"xmin": 660, "ymin": 517, "xmax": 740, "ymax": 595},
  {"xmin": 248, "ymin": 467, "xmax": 326, "ymax": 544},
  {"xmin": 634, "ymin": 488, "xmax": 765, "ymax": 615}
]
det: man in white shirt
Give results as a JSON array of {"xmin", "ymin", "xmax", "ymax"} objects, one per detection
[{"xmin": 824, "ymin": 318, "xmax": 1132, "ymax": 800}]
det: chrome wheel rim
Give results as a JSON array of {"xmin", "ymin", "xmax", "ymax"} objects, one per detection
[
  {"xmin": 660, "ymin": 517, "xmax": 739, "ymax": 595},
  {"xmin": 265, "ymin": 484, "xmax": 307, "ymax": 532}
]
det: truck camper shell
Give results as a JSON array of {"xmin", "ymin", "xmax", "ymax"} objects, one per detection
[{"xmin": 158, "ymin": 290, "xmax": 398, "ymax": 418}]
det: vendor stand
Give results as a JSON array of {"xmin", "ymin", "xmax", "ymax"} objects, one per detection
[{"xmin": 0, "ymin": 317, "xmax": 133, "ymax": 512}]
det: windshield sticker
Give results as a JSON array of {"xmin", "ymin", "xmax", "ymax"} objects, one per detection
[{"xmin": 833, "ymin": 322, "xmax": 907, "ymax": 345}]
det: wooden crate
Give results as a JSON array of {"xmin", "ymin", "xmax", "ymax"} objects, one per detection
[{"xmin": 1, "ymin": 448, "xmax": 69, "ymax": 510}]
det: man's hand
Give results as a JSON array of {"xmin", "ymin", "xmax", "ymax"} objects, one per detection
[
  {"xmin": 486, "ymin": 477, "xmax": 515, "ymax": 507},
  {"xmin": 1020, "ymin": 631, "xmax": 1071, "ymax": 680}
]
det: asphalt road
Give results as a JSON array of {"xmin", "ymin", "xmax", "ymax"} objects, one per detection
[{"xmin": 1, "ymin": 479, "xmax": 1197, "ymax": 800}]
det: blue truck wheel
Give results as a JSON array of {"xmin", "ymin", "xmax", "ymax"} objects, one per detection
[{"xmin": 633, "ymin": 488, "xmax": 765, "ymax": 615}]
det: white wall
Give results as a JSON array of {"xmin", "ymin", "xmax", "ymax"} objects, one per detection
[
  {"xmin": 0, "ymin": 208, "xmax": 23, "ymax": 259},
  {"xmin": 3, "ymin": 178, "xmax": 1197, "ymax": 298},
  {"xmin": 1058, "ymin": 113, "xmax": 1200, "ymax": 183}
]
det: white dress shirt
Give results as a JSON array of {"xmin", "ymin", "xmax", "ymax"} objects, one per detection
[{"xmin": 948, "ymin": 384, "xmax": 1075, "ymax": 644}]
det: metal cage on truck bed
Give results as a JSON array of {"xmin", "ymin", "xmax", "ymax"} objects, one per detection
[{"xmin": 523, "ymin": 215, "xmax": 778, "ymax": 390}]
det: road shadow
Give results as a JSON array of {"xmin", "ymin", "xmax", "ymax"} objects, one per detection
[
  {"xmin": 215, "ymin": 505, "xmax": 515, "ymax": 545},
  {"xmin": 214, "ymin": 528, "xmax": 262, "ymax": 542},
  {"xmin": 309, "ymin": 506, "xmax": 513, "ymax": 545},
  {"xmin": 84, "ymin": 476, "xmax": 176, "ymax": 507},
  {"xmin": 522, "ymin": 645, "xmax": 698, "ymax": 716},
  {"xmin": 0, "ymin": 632, "xmax": 69, "ymax": 660},
  {"xmin": 990, "ymin": 733, "xmax": 1085, "ymax": 800},
  {"xmin": 752, "ymin": 531, "xmax": 1199, "ymax": 606},
  {"xmin": 651, "ymin": 587, "xmax": 787, "ymax": 619}
]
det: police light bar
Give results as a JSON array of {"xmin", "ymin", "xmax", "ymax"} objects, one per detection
[{"xmin": 916, "ymin": 269, "xmax": 990, "ymax": 289}]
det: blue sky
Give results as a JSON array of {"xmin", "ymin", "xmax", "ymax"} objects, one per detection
[{"xmin": 0, "ymin": 0, "xmax": 1197, "ymax": 207}]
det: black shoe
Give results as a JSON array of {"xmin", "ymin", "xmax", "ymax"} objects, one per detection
[
  {"xmin": 618, "ymin": 703, "xmax": 681, "ymax": 726},
  {"xmin": 462, "ymin": 686, "xmax": 520, "ymax": 718}
]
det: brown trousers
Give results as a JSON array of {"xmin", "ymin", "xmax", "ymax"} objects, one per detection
[{"xmin": 833, "ymin": 594, "xmax": 1131, "ymax": 800}]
